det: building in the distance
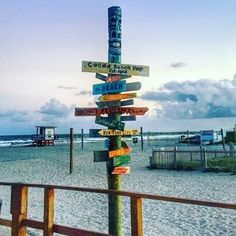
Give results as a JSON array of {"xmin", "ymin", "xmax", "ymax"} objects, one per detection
[{"xmin": 31, "ymin": 126, "xmax": 56, "ymax": 146}]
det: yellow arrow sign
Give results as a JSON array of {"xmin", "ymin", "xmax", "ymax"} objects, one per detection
[
  {"xmin": 98, "ymin": 92, "xmax": 137, "ymax": 102},
  {"xmin": 108, "ymin": 147, "xmax": 131, "ymax": 158},
  {"xmin": 98, "ymin": 129, "xmax": 139, "ymax": 136}
]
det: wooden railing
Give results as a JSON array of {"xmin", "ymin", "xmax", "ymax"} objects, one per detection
[{"xmin": 0, "ymin": 182, "xmax": 235, "ymax": 236}]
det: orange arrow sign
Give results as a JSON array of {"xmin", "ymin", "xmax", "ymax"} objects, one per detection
[
  {"xmin": 98, "ymin": 92, "xmax": 137, "ymax": 102},
  {"xmin": 112, "ymin": 166, "xmax": 130, "ymax": 175},
  {"xmin": 108, "ymin": 147, "xmax": 131, "ymax": 158}
]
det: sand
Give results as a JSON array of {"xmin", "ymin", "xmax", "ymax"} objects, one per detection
[{"xmin": 0, "ymin": 142, "xmax": 235, "ymax": 235}]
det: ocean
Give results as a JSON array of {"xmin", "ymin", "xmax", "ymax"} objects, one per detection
[{"xmin": 0, "ymin": 137, "xmax": 235, "ymax": 235}]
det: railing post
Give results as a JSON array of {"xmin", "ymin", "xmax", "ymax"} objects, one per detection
[
  {"xmin": 130, "ymin": 197, "xmax": 143, "ymax": 236},
  {"xmin": 44, "ymin": 188, "xmax": 54, "ymax": 236},
  {"xmin": 81, "ymin": 128, "xmax": 84, "ymax": 150},
  {"xmin": 70, "ymin": 128, "xmax": 74, "ymax": 174},
  {"xmin": 203, "ymin": 147, "xmax": 207, "ymax": 171},
  {"xmin": 174, "ymin": 146, "xmax": 178, "ymax": 170},
  {"xmin": 140, "ymin": 127, "xmax": 144, "ymax": 151},
  {"xmin": 11, "ymin": 183, "xmax": 28, "ymax": 236}
]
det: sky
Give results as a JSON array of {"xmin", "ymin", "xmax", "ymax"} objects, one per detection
[{"xmin": 0, "ymin": 0, "xmax": 236, "ymax": 135}]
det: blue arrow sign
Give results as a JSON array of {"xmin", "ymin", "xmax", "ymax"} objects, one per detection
[{"xmin": 92, "ymin": 80, "xmax": 126, "ymax": 95}]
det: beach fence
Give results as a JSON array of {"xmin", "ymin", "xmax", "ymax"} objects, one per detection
[
  {"xmin": 150, "ymin": 145, "xmax": 236, "ymax": 171},
  {"xmin": 0, "ymin": 182, "xmax": 235, "ymax": 236}
]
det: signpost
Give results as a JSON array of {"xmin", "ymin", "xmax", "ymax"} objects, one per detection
[
  {"xmin": 113, "ymin": 155, "xmax": 130, "ymax": 167},
  {"xmin": 95, "ymin": 99, "xmax": 134, "ymax": 108},
  {"xmin": 98, "ymin": 129, "xmax": 139, "ymax": 136},
  {"xmin": 89, "ymin": 129, "xmax": 132, "ymax": 138},
  {"xmin": 95, "ymin": 73, "xmax": 131, "ymax": 82},
  {"xmin": 108, "ymin": 147, "xmax": 131, "ymax": 158},
  {"xmin": 121, "ymin": 115, "xmax": 136, "ymax": 121},
  {"xmin": 92, "ymin": 80, "xmax": 126, "ymax": 95},
  {"xmin": 98, "ymin": 92, "xmax": 137, "ymax": 102},
  {"xmin": 95, "ymin": 116, "xmax": 125, "ymax": 131},
  {"xmin": 126, "ymin": 82, "xmax": 141, "ymax": 92},
  {"xmin": 75, "ymin": 107, "xmax": 148, "ymax": 116},
  {"xmin": 82, "ymin": 61, "xmax": 149, "ymax": 77},
  {"xmin": 76, "ymin": 6, "xmax": 149, "ymax": 236},
  {"xmin": 112, "ymin": 166, "xmax": 130, "ymax": 174}
]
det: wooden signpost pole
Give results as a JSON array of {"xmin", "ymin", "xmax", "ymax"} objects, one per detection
[{"xmin": 107, "ymin": 6, "xmax": 122, "ymax": 236}]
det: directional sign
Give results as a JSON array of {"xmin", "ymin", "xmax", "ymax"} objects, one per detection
[
  {"xmin": 89, "ymin": 129, "xmax": 103, "ymax": 138},
  {"xmin": 98, "ymin": 129, "xmax": 139, "ymax": 136},
  {"xmin": 82, "ymin": 61, "xmax": 149, "ymax": 77},
  {"xmin": 98, "ymin": 93, "xmax": 137, "ymax": 102},
  {"xmin": 94, "ymin": 150, "xmax": 108, "ymax": 162},
  {"xmin": 96, "ymin": 100, "xmax": 120, "ymax": 108},
  {"xmin": 126, "ymin": 82, "xmax": 141, "ymax": 92},
  {"xmin": 104, "ymin": 139, "xmax": 110, "ymax": 148},
  {"xmin": 89, "ymin": 129, "xmax": 131, "ymax": 138},
  {"xmin": 92, "ymin": 80, "xmax": 126, "ymax": 95},
  {"xmin": 105, "ymin": 75, "xmax": 120, "ymax": 83},
  {"xmin": 95, "ymin": 73, "xmax": 107, "ymax": 82},
  {"xmin": 96, "ymin": 73, "xmax": 131, "ymax": 82},
  {"xmin": 108, "ymin": 147, "xmax": 131, "ymax": 158},
  {"xmin": 75, "ymin": 107, "xmax": 148, "ymax": 116},
  {"xmin": 121, "ymin": 115, "xmax": 136, "ymax": 121},
  {"xmin": 112, "ymin": 166, "xmax": 130, "ymax": 175},
  {"xmin": 113, "ymin": 155, "xmax": 130, "ymax": 167},
  {"xmin": 95, "ymin": 99, "xmax": 133, "ymax": 108},
  {"xmin": 121, "ymin": 99, "xmax": 134, "ymax": 106},
  {"xmin": 95, "ymin": 116, "xmax": 125, "ymax": 131}
]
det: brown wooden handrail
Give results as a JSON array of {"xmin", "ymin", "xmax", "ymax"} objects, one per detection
[{"xmin": 0, "ymin": 182, "xmax": 235, "ymax": 236}]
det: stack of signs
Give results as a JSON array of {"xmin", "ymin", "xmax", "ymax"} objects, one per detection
[{"xmin": 75, "ymin": 60, "xmax": 149, "ymax": 175}]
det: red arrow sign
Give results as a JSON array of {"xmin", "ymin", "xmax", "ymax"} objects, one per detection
[
  {"xmin": 112, "ymin": 166, "xmax": 130, "ymax": 175},
  {"xmin": 75, "ymin": 107, "xmax": 148, "ymax": 116}
]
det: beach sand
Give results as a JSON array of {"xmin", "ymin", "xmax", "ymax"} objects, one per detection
[{"xmin": 0, "ymin": 141, "xmax": 235, "ymax": 235}]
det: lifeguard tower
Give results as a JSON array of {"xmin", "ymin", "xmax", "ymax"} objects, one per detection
[{"xmin": 31, "ymin": 126, "xmax": 56, "ymax": 146}]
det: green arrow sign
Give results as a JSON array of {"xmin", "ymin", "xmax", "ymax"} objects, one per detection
[
  {"xmin": 113, "ymin": 155, "xmax": 130, "ymax": 167},
  {"xmin": 95, "ymin": 116, "xmax": 125, "ymax": 131}
]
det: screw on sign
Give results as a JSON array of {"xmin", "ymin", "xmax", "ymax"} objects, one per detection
[
  {"xmin": 112, "ymin": 166, "xmax": 130, "ymax": 175},
  {"xmin": 108, "ymin": 147, "xmax": 131, "ymax": 158},
  {"xmin": 98, "ymin": 92, "xmax": 137, "ymax": 102}
]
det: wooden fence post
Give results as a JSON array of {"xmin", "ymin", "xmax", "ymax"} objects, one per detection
[
  {"xmin": 174, "ymin": 146, "xmax": 178, "ymax": 170},
  {"xmin": 221, "ymin": 128, "xmax": 226, "ymax": 150},
  {"xmin": 81, "ymin": 128, "xmax": 84, "ymax": 150},
  {"xmin": 11, "ymin": 183, "xmax": 28, "ymax": 236},
  {"xmin": 140, "ymin": 127, "xmax": 144, "ymax": 151},
  {"xmin": 130, "ymin": 197, "xmax": 143, "ymax": 236},
  {"xmin": 70, "ymin": 128, "xmax": 74, "ymax": 174},
  {"xmin": 44, "ymin": 188, "xmax": 54, "ymax": 236},
  {"xmin": 229, "ymin": 142, "xmax": 235, "ymax": 158},
  {"xmin": 203, "ymin": 147, "xmax": 207, "ymax": 171},
  {"xmin": 147, "ymin": 131, "xmax": 150, "ymax": 146}
]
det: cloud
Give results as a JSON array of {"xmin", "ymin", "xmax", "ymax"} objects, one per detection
[
  {"xmin": 0, "ymin": 110, "xmax": 29, "ymax": 122},
  {"xmin": 170, "ymin": 62, "xmax": 187, "ymax": 68},
  {"xmin": 75, "ymin": 90, "xmax": 91, "ymax": 96},
  {"xmin": 37, "ymin": 98, "xmax": 74, "ymax": 121},
  {"xmin": 57, "ymin": 86, "xmax": 78, "ymax": 90},
  {"xmin": 141, "ymin": 75, "xmax": 236, "ymax": 119}
]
